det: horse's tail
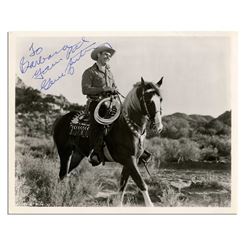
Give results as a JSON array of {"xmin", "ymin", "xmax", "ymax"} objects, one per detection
[
  {"xmin": 51, "ymin": 112, "xmax": 77, "ymax": 151},
  {"xmin": 51, "ymin": 115, "xmax": 62, "ymax": 151},
  {"xmin": 51, "ymin": 115, "xmax": 62, "ymax": 136}
]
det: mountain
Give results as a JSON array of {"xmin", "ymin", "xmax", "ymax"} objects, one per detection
[
  {"xmin": 15, "ymin": 76, "xmax": 82, "ymax": 113},
  {"xmin": 16, "ymin": 76, "xmax": 26, "ymax": 89},
  {"xmin": 15, "ymin": 76, "xmax": 83, "ymax": 137},
  {"xmin": 163, "ymin": 113, "xmax": 214, "ymax": 127},
  {"xmin": 202, "ymin": 110, "xmax": 231, "ymax": 136},
  {"xmin": 15, "ymin": 76, "xmax": 231, "ymax": 139},
  {"xmin": 157, "ymin": 110, "xmax": 231, "ymax": 139},
  {"xmin": 215, "ymin": 110, "xmax": 231, "ymax": 126},
  {"xmin": 189, "ymin": 114, "xmax": 214, "ymax": 123}
]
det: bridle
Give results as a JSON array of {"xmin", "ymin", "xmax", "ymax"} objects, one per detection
[
  {"xmin": 139, "ymin": 88, "xmax": 162, "ymax": 122},
  {"xmin": 122, "ymin": 84, "xmax": 163, "ymax": 137}
]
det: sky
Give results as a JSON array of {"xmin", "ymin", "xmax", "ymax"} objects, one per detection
[{"xmin": 15, "ymin": 33, "xmax": 233, "ymax": 117}]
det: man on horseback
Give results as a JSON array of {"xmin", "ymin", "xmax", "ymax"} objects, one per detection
[{"xmin": 82, "ymin": 44, "xmax": 117, "ymax": 166}]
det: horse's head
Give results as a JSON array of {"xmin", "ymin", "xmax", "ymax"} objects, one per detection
[{"xmin": 139, "ymin": 77, "xmax": 164, "ymax": 133}]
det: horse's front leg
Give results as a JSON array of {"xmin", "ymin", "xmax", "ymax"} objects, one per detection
[
  {"xmin": 117, "ymin": 166, "xmax": 130, "ymax": 207},
  {"xmin": 125, "ymin": 156, "xmax": 153, "ymax": 207}
]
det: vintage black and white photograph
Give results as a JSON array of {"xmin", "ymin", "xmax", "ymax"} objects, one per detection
[{"xmin": 8, "ymin": 32, "xmax": 236, "ymax": 213}]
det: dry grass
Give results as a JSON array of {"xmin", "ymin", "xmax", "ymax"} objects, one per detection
[{"xmin": 15, "ymin": 135, "xmax": 231, "ymax": 207}]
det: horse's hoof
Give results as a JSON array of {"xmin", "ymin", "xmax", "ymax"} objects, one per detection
[
  {"xmin": 89, "ymin": 155, "xmax": 101, "ymax": 166},
  {"xmin": 59, "ymin": 175, "xmax": 65, "ymax": 181},
  {"xmin": 145, "ymin": 202, "xmax": 154, "ymax": 207}
]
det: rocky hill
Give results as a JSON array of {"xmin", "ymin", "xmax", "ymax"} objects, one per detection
[
  {"xmin": 15, "ymin": 76, "xmax": 231, "ymax": 139},
  {"xmin": 156, "ymin": 111, "xmax": 231, "ymax": 139},
  {"xmin": 213, "ymin": 110, "xmax": 231, "ymax": 126},
  {"xmin": 15, "ymin": 76, "xmax": 83, "ymax": 137},
  {"xmin": 15, "ymin": 76, "xmax": 82, "ymax": 113}
]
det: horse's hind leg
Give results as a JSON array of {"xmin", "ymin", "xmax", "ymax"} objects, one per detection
[
  {"xmin": 68, "ymin": 151, "xmax": 84, "ymax": 174},
  {"xmin": 58, "ymin": 149, "xmax": 72, "ymax": 180},
  {"xmin": 125, "ymin": 157, "xmax": 153, "ymax": 207}
]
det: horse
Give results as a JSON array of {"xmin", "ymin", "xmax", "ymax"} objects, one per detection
[{"xmin": 52, "ymin": 77, "xmax": 164, "ymax": 207}]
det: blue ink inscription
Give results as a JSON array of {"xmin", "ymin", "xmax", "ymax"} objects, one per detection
[
  {"xmin": 29, "ymin": 43, "xmax": 43, "ymax": 57},
  {"xmin": 65, "ymin": 42, "xmax": 96, "ymax": 75},
  {"xmin": 19, "ymin": 38, "xmax": 112, "ymax": 91},
  {"xmin": 19, "ymin": 37, "xmax": 93, "ymax": 74},
  {"xmin": 33, "ymin": 58, "xmax": 63, "ymax": 80},
  {"xmin": 40, "ymin": 72, "xmax": 66, "ymax": 90}
]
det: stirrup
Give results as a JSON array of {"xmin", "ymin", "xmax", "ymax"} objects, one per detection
[{"xmin": 139, "ymin": 150, "xmax": 152, "ymax": 165}]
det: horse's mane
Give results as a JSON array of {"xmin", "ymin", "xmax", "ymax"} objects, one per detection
[{"xmin": 123, "ymin": 85, "xmax": 141, "ymax": 113}]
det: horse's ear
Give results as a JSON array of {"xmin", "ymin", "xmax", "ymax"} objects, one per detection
[
  {"xmin": 156, "ymin": 77, "xmax": 163, "ymax": 88},
  {"xmin": 141, "ymin": 77, "xmax": 145, "ymax": 86}
]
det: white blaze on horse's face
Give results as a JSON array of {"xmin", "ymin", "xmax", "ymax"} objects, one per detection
[{"xmin": 151, "ymin": 94, "xmax": 163, "ymax": 133}]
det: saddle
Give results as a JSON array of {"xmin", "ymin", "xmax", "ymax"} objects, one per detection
[
  {"xmin": 69, "ymin": 96, "xmax": 121, "ymax": 138},
  {"xmin": 69, "ymin": 108, "xmax": 91, "ymax": 137},
  {"xmin": 69, "ymin": 106, "xmax": 115, "ymax": 165}
]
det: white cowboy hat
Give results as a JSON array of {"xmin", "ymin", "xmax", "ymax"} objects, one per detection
[{"xmin": 91, "ymin": 45, "xmax": 115, "ymax": 61}]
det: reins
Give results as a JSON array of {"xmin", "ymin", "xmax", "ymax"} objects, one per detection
[{"xmin": 116, "ymin": 90, "xmax": 126, "ymax": 99}]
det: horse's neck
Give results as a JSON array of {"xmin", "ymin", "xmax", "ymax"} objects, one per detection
[{"xmin": 123, "ymin": 88, "xmax": 148, "ymax": 130}]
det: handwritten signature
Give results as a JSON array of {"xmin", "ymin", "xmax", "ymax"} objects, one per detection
[{"xmin": 19, "ymin": 38, "xmax": 111, "ymax": 90}]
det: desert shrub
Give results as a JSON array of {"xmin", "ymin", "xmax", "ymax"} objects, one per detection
[
  {"xmin": 178, "ymin": 138, "xmax": 201, "ymax": 161},
  {"xmin": 200, "ymin": 146, "xmax": 218, "ymax": 161},
  {"xmin": 209, "ymin": 136, "xmax": 231, "ymax": 157},
  {"xmin": 196, "ymin": 126, "xmax": 206, "ymax": 135},
  {"xmin": 16, "ymin": 136, "xmax": 55, "ymax": 158},
  {"xmin": 162, "ymin": 117, "xmax": 191, "ymax": 139},
  {"xmin": 15, "ymin": 151, "xmax": 121, "ymax": 207},
  {"xmin": 192, "ymin": 134, "xmax": 231, "ymax": 160},
  {"xmin": 146, "ymin": 137, "xmax": 201, "ymax": 163},
  {"xmin": 29, "ymin": 137, "xmax": 55, "ymax": 158},
  {"xmin": 51, "ymin": 164, "xmax": 101, "ymax": 207},
  {"xmin": 15, "ymin": 127, "xmax": 24, "ymax": 137},
  {"xmin": 16, "ymin": 135, "xmax": 33, "ymax": 146},
  {"xmin": 218, "ymin": 126, "xmax": 231, "ymax": 136},
  {"xmin": 162, "ymin": 139, "xmax": 180, "ymax": 162},
  {"xmin": 146, "ymin": 132, "xmax": 231, "ymax": 164},
  {"xmin": 15, "ymin": 153, "xmax": 58, "ymax": 206},
  {"xmin": 145, "ymin": 137, "xmax": 166, "ymax": 161},
  {"xmin": 160, "ymin": 188, "xmax": 188, "ymax": 207},
  {"xmin": 146, "ymin": 138, "xmax": 181, "ymax": 163}
]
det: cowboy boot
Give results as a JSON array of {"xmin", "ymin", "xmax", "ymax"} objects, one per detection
[
  {"xmin": 89, "ymin": 150, "xmax": 101, "ymax": 166},
  {"xmin": 96, "ymin": 138, "xmax": 105, "ymax": 166}
]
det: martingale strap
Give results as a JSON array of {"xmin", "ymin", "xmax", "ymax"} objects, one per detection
[{"xmin": 122, "ymin": 111, "xmax": 146, "ymax": 147}]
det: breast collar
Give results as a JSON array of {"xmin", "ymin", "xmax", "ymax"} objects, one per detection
[{"xmin": 122, "ymin": 111, "xmax": 144, "ymax": 138}]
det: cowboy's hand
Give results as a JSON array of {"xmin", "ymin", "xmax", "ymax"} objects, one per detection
[
  {"xmin": 103, "ymin": 86, "xmax": 116, "ymax": 93},
  {"xmin": 103, "ymin": 86, "xmax": 113, "ymax": 92},
  {"xmin": 111, "ymin": 87, "xmax": 117, "ymax": 94}
]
